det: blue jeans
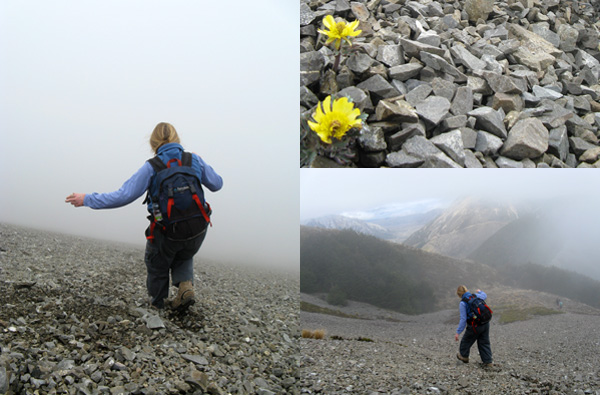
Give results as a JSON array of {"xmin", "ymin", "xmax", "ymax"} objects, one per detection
[
  {"xmin": 144, "ymin": 227, "xmax": 206, "ymax": 308},
  {"xmin": 459, "ymin": 321, "xmax": 493, "ymax": 364}
]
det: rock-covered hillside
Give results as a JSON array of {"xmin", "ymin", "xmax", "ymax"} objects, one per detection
[
  {"xmin": 300, "ymin": 291, "xmax": 600, "ymax": 394},
  {"xmin": 301, "ymin": 0, "xmax": 600, "ymax": 167},
  {"xmin": 0, "ymin": 223, "xmax": 300, "ymax": 394}
]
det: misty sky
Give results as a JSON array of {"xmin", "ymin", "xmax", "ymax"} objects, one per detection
[
  {"xmin": 300, "ymin": 169, "xmax": 600, "ymax": 221},
  {"xmin": 0, "ymin": 1, "xmax": 298, "ymax": 269}
]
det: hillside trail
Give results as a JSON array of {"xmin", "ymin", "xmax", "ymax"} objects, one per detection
[
  {"xmin": 300, "ymin": 293, "xmax": 600, "ymax": 394},
  {"xmin": 0, "ymin": 223, "xmax": 300, "ymax": 394}
]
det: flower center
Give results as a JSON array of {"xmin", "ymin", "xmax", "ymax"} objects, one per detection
[
  {"xmin": 330, "ymin": 119, "xmax": 342, "ymax": 133},
  {"xmin": 335, "ymin": 22, "xmax": 346, "ymax": 34}
]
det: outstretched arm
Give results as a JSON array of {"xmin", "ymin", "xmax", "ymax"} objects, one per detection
[{"xmin": 65, "ymin": 162, "xmax": 153, "ymax": 209}]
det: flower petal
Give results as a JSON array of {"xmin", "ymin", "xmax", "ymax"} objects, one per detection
[{"xmin": 322, "ymin": 15, "xmax": 335, "ymax": 29}]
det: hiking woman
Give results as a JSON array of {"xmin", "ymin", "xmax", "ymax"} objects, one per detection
[
  {"xmin": 455, "ymin": 285, "xmax": 493, "ymax": 367},
  {"xmin": 65, "ymin": 122, "xmax": 223, "ymax": 311}
]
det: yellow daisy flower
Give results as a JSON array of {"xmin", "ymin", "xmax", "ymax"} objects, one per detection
[
  {"xmin": 318, "ymin": 15, "xmax": 362, "ymax": 51},
  {"xmin": 307, "ymin": 96, "xmax": 362, "ymax": 144}
]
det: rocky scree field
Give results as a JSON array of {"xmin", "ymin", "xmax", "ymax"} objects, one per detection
[
  {"xmin": 0, "ymin": 223, "xmax": 300, "ymax": 395},
  {"xmin": 299, "ymin": 290, "xmax": 600, "ymax": 394},
  {"xmin": 301, "ymin": 0, "xmax": 600, "ymax": 168}
]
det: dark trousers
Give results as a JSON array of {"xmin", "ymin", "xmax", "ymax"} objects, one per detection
[
  {"xmin": 459, "ymin": 321, "xmax": 493, "ymax": 364},
  {"xmin": 144, "ymin": 227, "xmax": 206, "ymax": 308}
]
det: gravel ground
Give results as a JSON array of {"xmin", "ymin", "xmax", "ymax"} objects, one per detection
[
  {"xmin": 300, "ymin": 294, "xmax": 600, "ymax": 394},
  {"xmin": 0, "ymin": 223, "xmax": 300, "ymax": 395}
]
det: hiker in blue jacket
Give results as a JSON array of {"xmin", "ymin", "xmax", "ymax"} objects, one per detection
[
  {"xmin": 65, "ymin": 122, "xmax": 223, "ymax": 311},
  {"xmin": 455, "ymin": 285, "xmax": 493, "ymax": 367}
]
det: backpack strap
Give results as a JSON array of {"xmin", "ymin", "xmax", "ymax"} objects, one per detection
[{"xmin": 142, "ymin": 156, "xmax": 168, "ymax": 205}]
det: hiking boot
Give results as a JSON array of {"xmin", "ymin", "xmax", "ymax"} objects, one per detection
[
  {"xmin": 482, "ymin": 362, "xmax": 494, "ymax": 368},
  {"xmin": 457, "ymin": 353, "xmax": 469, "ymax": 363},
  {"xmin": 171, "ymin": 281, "xmax": 195, "ymax": 311}
]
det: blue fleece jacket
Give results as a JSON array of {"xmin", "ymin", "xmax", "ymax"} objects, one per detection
[
  {"xmin": 456, "ymin": 290, "xmax": 487, "ymax": 334},
  {"xmin": 84, "ymin": 143, "xmax": 223, "ymax": 210}
]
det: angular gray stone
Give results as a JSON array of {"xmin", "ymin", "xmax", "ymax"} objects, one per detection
[
  {"xmin": 402, "ymin": 135, "xmax": 444, "ymax": 160},
  {"xmin": 481, "ymin": 71, "xmax": 525, "ymax": 94},
  {"xmin": 359, "ymin": 124, "xmax": 387, "ymax": 152},
  {"xmin": 300, "ymin": 3, "xmax": 316, "ymax": 26},
  {"xmin": 416, "ymin": 96, "xmax": 451, "ymax": 125},
  {"xmin": 422, "ymin": 152, "xmax": 462, "ymax": 168},
  {"xmin": 0, "ymin": 367, "xmax": 7, "ymax": 394},
  {"xmin": 431, "ymin": 78, "xmax": 456, "ymax": 101},
  {"xmin": 475, "ymin": 131, "xmax": 504, "ymax": 156},
  {"xmin": 460, "ymin": 127, "xmax": 478, "ymax": 149},
  {"xmin": 405, "ymin": 84, "xmax": 432, "ymax": 106},
  {"xmin": 338, "ymin": 86, "xmax": 372, "ymax": 112},
  {"xmin": 464, "ymin": 149, "xmax": 483, "ymax": 168},
  {"xmin": 145, "ymin": 315, "xmax": 165, "ymax": 329},
  {"xmin": 417, "ymin": 31, "xmax": 441, "ymax": 47},
  {"xmin": 440, "ymin": 115, "xmax": 468, "ymax": 132},
  {"xmin": 491, "ymin": 93, "xmax": 524, "ymax": 113},
  {"xmin": 389, "ymin": 63, "xmax": 423, "ymax": 81},
  {"xmin": 351, "ymin": 1, "xmax": 370, "ymax": 21},
  {"xmin": 377, "ymin": 45, "xmax": 403, "ymax": 67},
  {"xmin": 375, "ymin": 99, "xmax": 419, "ymax": 123},
  {"xmin": 182, "ymin": 354, "xmax": 209, "ymax": 366},
  {"xmin": 451, "ymin": 45, "xmax": 487, "ymax": 71},
  {"xmin": 420, "ymin": 52, "xmax": 467, "ymax": 82},
  {"xmin": 495, "ymin": 156, "xmax": 524, "ymax": 168},
  {"xmin": 386, "ymin": 124, "xmax": 426, "ymax": 151},
  {"xmin": 430, "ymin": 130, "xmax": 466, "ymax": 166},
  {"xmin": 346, "ymin": 53, "xmax": 374, "ymax": 74},
  {"xmin": 464, "ymin": 0, "xmax": 494, "ymax": 22},
  {"xmin": 450, "ymin": 86, "xmax": 474, "ymax": 116},
  {"xmin": 569, "ymin": 137, "xmax": 598, "ymax": 156},
  {"xmin": 501, "ymin": 118, "xmax": 549, "ymax": 160},
  {"xmin": 468, "ymin": 106, "xmax": 507, "ymax": 139},
  {"xmin": 300, "ymin": 51, "xmax": 325, "ymax": 87},
  {"xmin": 531, "ymin": 24, "xmax": 560, "ymax": 48},
  {"xmin": 548, "ymin": 126, "xmax": 569, "ymax": 162},
  {"xmin": 400, "ymin": 38, "xmax": 446, "ymax": 59},
  {"xmin": 386, "ymin": 150, "xmax": 424, "ymax": 167},
  {"xmin": 532, "ymin": 85, "xmax": 563, "ymax": 100},
  {"xmin": 356, "ymin": 75, "xmax": 399, "ymax": 100},
  {"xmin": 558, "ymin": 24, "xmax": 579, "ymax": 52}
]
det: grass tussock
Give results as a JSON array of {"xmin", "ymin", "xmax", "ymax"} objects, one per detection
[
  {"xmin": 497, "ymin": 304, "xmax": 563, "ymax": 324},
  {"xmin": 301, "ymin": 328, "xmax": 327, "ymax": 339}
]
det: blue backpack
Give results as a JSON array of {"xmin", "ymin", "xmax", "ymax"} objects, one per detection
[
  {"xmin": 144, "ymin": 152, "xmax": 211, "ymax": 241},
  {"xmin": 462, "ymin": 292, "xmax": 493, "ymax": 330}
]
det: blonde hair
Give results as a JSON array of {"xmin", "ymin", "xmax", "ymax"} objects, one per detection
[
  {"xmin": 150, "ymin": 122, "xmax": 180, "ymax": 154},
  {"xmin": 457, "ymin": 285, "xmax": 468, "ymax": 297}
]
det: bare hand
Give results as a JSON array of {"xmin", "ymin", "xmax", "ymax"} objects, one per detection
[
  {"xmin": 65, "ymin": 193, "xmax": 85, "ymax": 207},
  {"xmin": 455, "ymin": 333, "xmax": 459, "ymax": 342}
]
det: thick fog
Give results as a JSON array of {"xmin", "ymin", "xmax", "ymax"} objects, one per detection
[{"xmin": 0, "ymin": 1, "xmax": 298, "ymax": 271}]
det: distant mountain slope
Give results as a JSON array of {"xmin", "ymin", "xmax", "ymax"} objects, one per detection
[
  {"xmin": 369, "ymin": 209, "xmax": 443, "ymax": 242},
  {"xmin": 300, "ymin": 226, "xmax": 499, "ymax": 313},
  {"xmin": 305, "ymin": 215, "xmax": 394, "ymax": 239},
  {"xmin": 404, "ymin": 197, "xmax": 519, "ymax": 258},
  {"xmin": 304, "ymin": 209, "xmax": 443, "ymax": 242}
]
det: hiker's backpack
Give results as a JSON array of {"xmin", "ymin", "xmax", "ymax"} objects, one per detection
[
  {"xmin": 462, "ymin": 292, "xmax": 493, "ymax": 330},
  {"xmin": 144, "ymin": 152, "xmax": 211, "ymax": 241}
]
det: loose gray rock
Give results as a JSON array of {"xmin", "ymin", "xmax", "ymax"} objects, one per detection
[
  {"xmin": 416, "ymin": 96, "xmax": 451, "ymax": 126},
  {"xmin": 468, "ymin": 107, "xmax": 508, "ymax": 139},
  {"xmin": 389, "ymin": 63, "xmax": 423, "ymax": 81},
  {"xmin": 474, "ymin": 131, "xmax": 504, "ymax": 156},
  {"xmin": 501, "ymin": 118, "xmax": 549, "ymax": 160},
  {"xmin": 430, "ymin": 130, "xmax": 466, "ymax": 166}
]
